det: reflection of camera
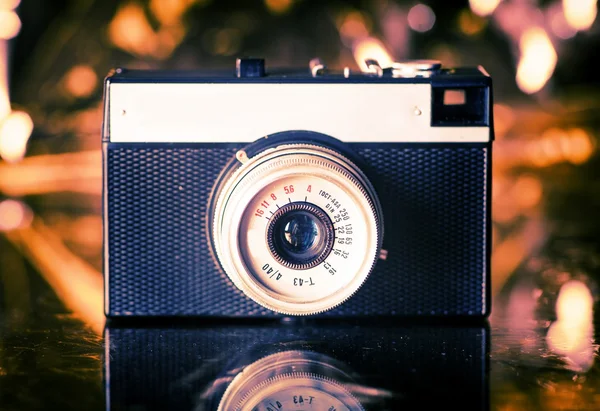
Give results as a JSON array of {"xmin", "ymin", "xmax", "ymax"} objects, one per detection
[
  {"xmin": 216, "ymin": 350, "xmax": 369, "ymax": 410},
  {"xmin": 103, "ymin": 58, "xmax": 493, "ymax": 317},
  {"xmin": 104, "ymin": 323, "xmax": 489, "ymax": 410}
]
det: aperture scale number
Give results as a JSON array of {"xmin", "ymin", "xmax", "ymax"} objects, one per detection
[{"xmin": 254, "ymin": 184, "xmax": 311, "ymax": 218}]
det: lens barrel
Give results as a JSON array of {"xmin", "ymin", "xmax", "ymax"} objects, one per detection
[
  {"xmin": 212, "ymin": 143, "xmax": 383, "ymax": 315},
  {"xmin": 267, "ymin": 202, "xmax": 335, "ymax": 270}
]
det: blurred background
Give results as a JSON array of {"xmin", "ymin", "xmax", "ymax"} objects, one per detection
[{"xmin": 1, "ymin": 0, "xmax": 600, "ymax": 409}]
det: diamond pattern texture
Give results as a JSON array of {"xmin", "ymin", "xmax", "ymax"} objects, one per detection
[{"xmin": 106, "ymin": 144, "xmax": 488, "ymax": 317}]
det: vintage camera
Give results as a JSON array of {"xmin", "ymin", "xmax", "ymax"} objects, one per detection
[{"xmin": 102, "ymin": 58, "xmax": 493, "ymax": 318}]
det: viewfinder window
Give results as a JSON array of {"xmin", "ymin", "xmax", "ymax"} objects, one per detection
[
  {"xmin": 431, "ymin": 85, "xmax": 489, "ymax": 126},
  {"xmin": 443, "ymin": 89, "xmax": 466, "ymax": 105}
]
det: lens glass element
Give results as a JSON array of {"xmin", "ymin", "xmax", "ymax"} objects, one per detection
[
  {"xmin": 280, "ymin": 212, "xmax": 319, "ymax": 252},
  {"xmin": 268, "ymin": 203, "xmax": 334, "ymax": 270}
]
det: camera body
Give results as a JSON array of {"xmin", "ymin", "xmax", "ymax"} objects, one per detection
[{"xmin": 102, "ymin": 58, "xmax": 493, "ymax": 318}]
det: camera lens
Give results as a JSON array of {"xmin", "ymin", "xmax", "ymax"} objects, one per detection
[
  {"xmin": 267, "ymin": 203, "xmax": 334, "ymax": 270},
  {"xmin": 212, "ymin": 143, "xmax": 383, "ymax": 315}
]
